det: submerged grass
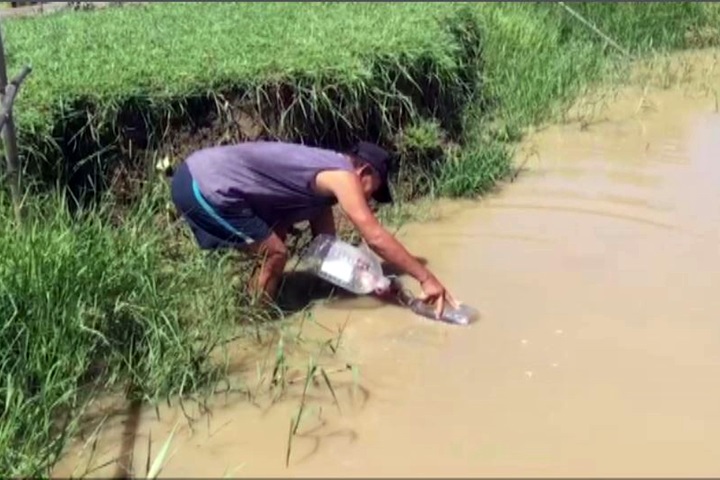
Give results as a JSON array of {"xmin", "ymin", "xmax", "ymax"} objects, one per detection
[{"xmin": 2, "ymin": 2, "xmax": 720, "ymax": 477}]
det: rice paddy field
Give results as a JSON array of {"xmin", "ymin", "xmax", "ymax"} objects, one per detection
[{"xmin": 1, "ymin": 2, "xmax": 719, "ymax": 476}]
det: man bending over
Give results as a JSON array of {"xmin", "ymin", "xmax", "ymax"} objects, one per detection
[{"xmin": 171, "ymin": 140, "xmax": 457, "ymax": 317}]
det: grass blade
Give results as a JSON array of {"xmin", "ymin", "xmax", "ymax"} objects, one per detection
[
  {"xmin": 320, "ymin": 368, "xmax": 341, "ymax": 414},
  {"xmin": 147, "ymin": 422, "xmax": 180, "ymax": 479},
  {"xmin": 145, "ymin": 429, "xmax": 152, "ymax": 477},
  {"xmin": 285, "ymin": 418, "xmax": 294, "ymax": 468},
  {"xmin": 292, "ymin": 360, "xmax": 316, "ymax": 436}
]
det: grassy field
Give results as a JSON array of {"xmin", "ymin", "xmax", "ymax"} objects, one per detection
[
  {"xmin": 3, "ymin": 2, "xmax": 485, "ymax": 201},
  {"xmin": 1, "ymin": 2, "xmax": 719, "ymax": 476}
]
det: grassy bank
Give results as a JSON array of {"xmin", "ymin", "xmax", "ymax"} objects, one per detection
[
  {"xmin": 2, "ymin": 2, "xmax": 720, "ymax": 476},
  {"xmin": 3, "ymin": 2, "xmax": 483, "ymax": 201},
  {"xmin": 0, "ymin": 185, "xmax": 249, "ymax": 475}
]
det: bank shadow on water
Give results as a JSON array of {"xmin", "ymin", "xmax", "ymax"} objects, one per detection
[{"xmin": 276, "ymin": 258, "xmax": 429, "ymax": 316}]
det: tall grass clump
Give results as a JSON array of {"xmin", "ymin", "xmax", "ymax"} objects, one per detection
[
  {"xmin": 0, "ymin": 183, "xmax": 242, "ymax": 477},
  {"xmin": 475, "ymin": 2, "xmax": 720, "ymax": 132},
  {"xmin": 546, "ymin": 2, "xmax": 719, "ymax": 53},
  {"xmin": 431, "ymin": 2, "xmax": 720, "ymax": 196}
]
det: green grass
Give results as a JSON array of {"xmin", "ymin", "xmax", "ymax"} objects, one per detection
[
  {"xmin": 2, "ymin": 2, "xmax": 720, "ymax": 477},
  {"xmin": 0, "ymin": 180, "xmax": 252, "ymax": 476},
  {"xmin": 2, "ymin": 2, "xmax": 482, "ymax": 197},
  {"xmin": 5, "ymin": 3, "xmax": 464, "ymax": 116},
  {"xmin": 477, "ymin": 2, "xmax": 719, "ymax": 129},
  {"xmin": 430, "ymin": 2, "xmax": 720, "ymax": 197}
]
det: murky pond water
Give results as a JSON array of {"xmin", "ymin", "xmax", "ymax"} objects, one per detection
[{"xmin": 54, "ymin": 52, "xmax": 720, "ymax": 478}]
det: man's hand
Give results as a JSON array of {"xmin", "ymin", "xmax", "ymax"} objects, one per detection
[{"xmin": 418, "ymin": 274, "xmax": 459, "ymax": 319}]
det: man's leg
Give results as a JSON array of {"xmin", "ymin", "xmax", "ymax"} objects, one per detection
[
  {"xmin": 248, "ymin": 226, "xmax": 288, "ymax": 302},
  {"xmin": 171, "ymin": 161, "xmax": 284, "ymax": 300}
]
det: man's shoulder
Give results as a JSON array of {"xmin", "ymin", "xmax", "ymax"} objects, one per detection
[
  {"xmin": 253, "ymin": 141, "xmax": 338, "ymax": 155},
  {"xmin": 242, "ymin": 141, "xmax": 349, "ymax": 163},
  {"xmin": 191, "ymin": 141, "xmax": 346, "ymax": 165}
]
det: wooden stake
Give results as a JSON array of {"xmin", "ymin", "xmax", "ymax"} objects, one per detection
[{"xmin": 0, "ymin": 20, "xmax": 31, "ymax": 222}]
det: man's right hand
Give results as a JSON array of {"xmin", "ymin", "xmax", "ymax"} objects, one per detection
[{"xmin": 419, "ymin": 274, "xmax": 459, "ymax": 319}]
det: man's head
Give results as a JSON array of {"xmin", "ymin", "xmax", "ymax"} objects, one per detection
[{"xmin": 347, "ymin": 141, "xmax": 393, "ymax": 204}]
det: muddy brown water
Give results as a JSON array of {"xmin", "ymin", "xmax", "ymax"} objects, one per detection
[{"xmin": 54, "ymin": 54, "xmax": 720, "ymax": 478}]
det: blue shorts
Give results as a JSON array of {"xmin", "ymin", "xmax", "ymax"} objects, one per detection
[{"xmin": 171, "ymin": 161, "xmax": 272, "ymax": 249}]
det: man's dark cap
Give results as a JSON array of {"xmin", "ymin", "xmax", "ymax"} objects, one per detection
[{"xmin": 350, "ymin": 141, "xmax": 393, "ymax": 204}]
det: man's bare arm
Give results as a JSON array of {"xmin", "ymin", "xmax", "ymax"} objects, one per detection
[{"xmin": 315, "ymin": 171, "xmax": 433, "ymax": 283}]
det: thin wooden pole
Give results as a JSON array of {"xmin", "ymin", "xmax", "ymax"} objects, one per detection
[
  {"xmin": 557, "ymin": 2, "xmax": 630, "ymax": 57},
  {"xmin": 0, "ymin": 20, "xmax": 31, "ymax": 222}
]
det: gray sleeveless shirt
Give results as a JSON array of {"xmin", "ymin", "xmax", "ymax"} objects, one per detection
[{"xmin": 185, "ymin": 141, "xmax": 354, "ymax": 227}]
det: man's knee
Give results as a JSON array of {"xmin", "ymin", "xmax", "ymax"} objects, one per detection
[
  {"xmin": 265, "ymin": 247, "xmax": 288, "ymax": 272},
  {"xmin": 255, "ymin": 235, "xmax": 288, "ymax": 272}
]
